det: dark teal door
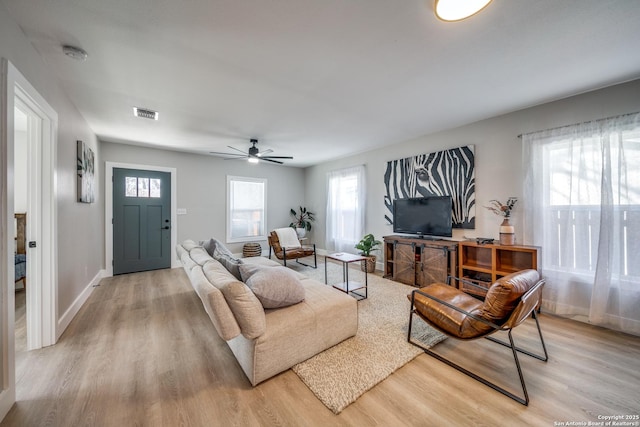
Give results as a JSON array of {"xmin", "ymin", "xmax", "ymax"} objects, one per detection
[{"xmin": 113, "ymin": 168, "xmax": 171, "ymax": 275}]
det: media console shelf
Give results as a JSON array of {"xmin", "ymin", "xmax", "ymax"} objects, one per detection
[
  {"xmin": 383, "ymin": 235, "xmax": 458, "ymax": 287},
  {"xmin": 458, "ymin": 241, "xmax": 540, "ymax": 297}
]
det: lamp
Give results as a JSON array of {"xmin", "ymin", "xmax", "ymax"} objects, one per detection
[{"xmin": 435, "ymin": 0, "xmax": 492, "ymax": 22}]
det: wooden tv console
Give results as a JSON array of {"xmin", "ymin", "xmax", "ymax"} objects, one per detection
[
  {"xmin": 383, "ymin": 235, "xmax": 458, "ymax": 287},
  {"xmin": 384, "ymin": 236, "xmax": 541, "ymax": 295}
]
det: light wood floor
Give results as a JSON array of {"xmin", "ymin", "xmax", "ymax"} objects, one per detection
[{"xmin": 2, "ymin": 268, "xmax": 639, "ymax": 426}]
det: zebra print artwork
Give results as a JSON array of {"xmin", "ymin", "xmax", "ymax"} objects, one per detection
[{"xmin": 384, "ymin": 145, "xmax": 475, "ymax": 229}]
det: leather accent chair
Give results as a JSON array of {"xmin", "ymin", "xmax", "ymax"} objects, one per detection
[
  {"xmin": 408, "ymin": 269, "xmax": 548, "ymax": 405},
  {"xmin": 267, "ymin": 230, "xmax": 317, "ymax": 268}
]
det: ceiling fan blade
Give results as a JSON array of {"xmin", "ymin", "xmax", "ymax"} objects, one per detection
[
  {"xmin": 260, "ymin": 158, "xmax": 284, "ymax": 164},
  {"xmin": 227, "ymin": 145, "xmax": 248, "ymax": 155},
  {"xmin": 223, "ymin": 157, "xmax": 247, "ymax": 161},
  {"xmin": 261, "ymin": 155, "xmax": 294, "ymax": 159},
  {"xmin": 209, "ymin": 151, "xmax": 246, "ymax": 156},
  {"xmin": 257, "ymin": 149, "xmax": 273, "ymax": 157}
]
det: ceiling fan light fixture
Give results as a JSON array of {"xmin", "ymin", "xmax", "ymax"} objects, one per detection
[
  {"xmin": 248, "ymin": 157, "xmax": 259, "ymax": 164},
  {"xmin": 435, "ymin": 0, "xmax": 492, "ymax": 22}
]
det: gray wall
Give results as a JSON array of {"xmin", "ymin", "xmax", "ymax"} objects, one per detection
[
  {"xmin": 99, "ymin": 142, "xmax": 306, "ymax": 254},
  {"xmin": 1, "ymin": 5, "xmax": 103, "ymax": 319},
  {"xmin": 304, "ymin": 78, "xmax": 640, "ymax": 252}
]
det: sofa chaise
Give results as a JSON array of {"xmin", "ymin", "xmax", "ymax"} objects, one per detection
[{"xmin": 176, "ymin": 239, "xmax": 358, "ymax": 385}]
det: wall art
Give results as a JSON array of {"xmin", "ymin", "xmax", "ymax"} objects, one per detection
[
  {"xmin": 77, "ymin": 140, "xmax": 95, "ymax": 203},
  {"xmin": 384, "ymin": 145, "xmax": 475, "ymax": 229}
]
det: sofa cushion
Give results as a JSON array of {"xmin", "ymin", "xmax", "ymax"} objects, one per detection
[
  {"xmin": 202, "ymin": 261, "xmax": 266, "ymax": 339},
  {"xmin": 190, "ymin": 247, "xmax": 214, "ymax": 266},
  {"xmin": 181, "ymin": 239, "xmax": 201, "ymax": 251},
  {"xmin": 242, "ymin": 266, "xmax": 305, "ymax": 309},
  {"xmin": 189, "ymin": 266, "xmax": 241, "ymax": 341}
]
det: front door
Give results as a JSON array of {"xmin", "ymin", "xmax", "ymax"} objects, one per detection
[{"xmin": 113, "ymin": 168, "xmax": 171, "ymax": 275}]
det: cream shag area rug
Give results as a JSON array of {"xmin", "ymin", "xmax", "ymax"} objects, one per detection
[{"xmin": 287, "ymin": 261, "xmax": 446, "ymax": 414}]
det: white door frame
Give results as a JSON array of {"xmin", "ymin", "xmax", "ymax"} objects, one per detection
[
  {"xmin": 105, "ymin": 162, "xmax": 178, "ymax": 276},
  {"xmin": 0, "ymin": 59, "xmax": 58, "ymax": 419}
]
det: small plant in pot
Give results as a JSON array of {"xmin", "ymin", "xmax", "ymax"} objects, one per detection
[
  {"xmin": 289, "ymin": 206, "xmax": 315, "ymax": 238},
  {"xmin": 355, "ymin": 234, "xmax": 382, "ymax": 273}
]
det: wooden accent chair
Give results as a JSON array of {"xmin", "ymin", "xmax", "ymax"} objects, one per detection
[
  {"xmin": 268, "ymin": 228, "xmax": 317, "ymax": 268},
  {"xmin": 408, "ymin": 269, "xmax": 548, "ymax": 405}
]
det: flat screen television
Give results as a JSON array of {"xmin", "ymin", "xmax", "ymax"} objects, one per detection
[{"xmin": 393, "ymin": 196, "xmax": 453, "ymax": 238}]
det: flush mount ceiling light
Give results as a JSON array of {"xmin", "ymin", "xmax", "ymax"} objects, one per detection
[
  {"xmin": 133, "ymin": 107, "xmax": 159, "ymax": 120},
  {"xmin": 435, "ymin": 0, "xmax": 493, "ymax": 22},
  {"xmin": 62, "ymin": 44, "xmax": 88, "ymax": 61}
]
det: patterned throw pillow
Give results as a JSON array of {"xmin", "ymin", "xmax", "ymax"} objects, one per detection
[
  {"xmin": 239, "ymin": 265, "xmax": 305, "ymax": 309},
  {"xmin": 212, "ymin": 244, "xmax": 243, "ymax": 280}
]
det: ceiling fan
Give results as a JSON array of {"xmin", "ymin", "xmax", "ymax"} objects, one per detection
[{"xmin": 210, "ymin": 139, "xmax": 293, "ymax": 164}]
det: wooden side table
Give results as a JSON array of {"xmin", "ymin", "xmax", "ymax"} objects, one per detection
[{"xmin": 325, "ymin": 253, "xmax": 368, "ymax": 300}]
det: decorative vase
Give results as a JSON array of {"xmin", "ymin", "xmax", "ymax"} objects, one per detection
[
  {"xmin": 499, "ymin": 218, "xmax": 515, "ymax": 245},
  {"xmin": 361, "ymin": 255, "xmax": 376, "ymax": 273},
  {"xmin": 295, "ymin": 227, "xmax": 306, "ymax": 239}
]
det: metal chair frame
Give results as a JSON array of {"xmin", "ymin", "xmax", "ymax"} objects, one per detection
[{"xmin": 407, "ymin": 276, "xmax": 548, "ymax": 405}]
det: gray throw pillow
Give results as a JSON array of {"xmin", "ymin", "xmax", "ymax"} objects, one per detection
[
  {"xmin": 199, "ymin": 238, "xmax": 216, "ymax": 257},
  {"xmin": 243, "ymin": 266, "xmax": 305, "ymax": 309},
  {"xmin": 238, "ymin": 262, "xmax": 276, "ymax": 282},
  {"xmin": 212, "ymin": 245, "xmax": 243, "ymax": 280},
  {"xmin": 199, "ymin": 237, "xmax": 234, "ymax": 258}
]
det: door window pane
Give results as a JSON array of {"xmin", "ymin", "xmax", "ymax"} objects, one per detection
[
  {"xmin": 138, "ymin": 178, "xmax": 149, "ymax": 198},
  {"xmin": 150, "ymin": 179, "xmax": 161, "ymax": 198},
  {"xmin": 125, "ymin": 177, "xmax": 137, "ymax": 197}
]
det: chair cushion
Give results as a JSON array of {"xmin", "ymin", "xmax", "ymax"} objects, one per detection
[
  {"xmin": 412, "ymin": 283, "xmax": 485, "ymax": 339},
  {"xmin": 481, "ymin": 270, "xmax": 540, "ymax": 324},
  {"xmin": 240, "ymin": 265, "xmax": 305, "ymax": 309}
]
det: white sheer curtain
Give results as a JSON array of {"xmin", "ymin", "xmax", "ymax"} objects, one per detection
[
  {"xmin": 523, "ymin": 112, "xmax": 640, "ymax": 336},
  {"xmin": 326, "ymin": 165, "xmax": 366, "ymax": 253}
]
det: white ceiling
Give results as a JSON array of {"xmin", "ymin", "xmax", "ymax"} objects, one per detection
[{"xmin": 3, "ymin": 0, "xmax": 640, "ymax": 167}]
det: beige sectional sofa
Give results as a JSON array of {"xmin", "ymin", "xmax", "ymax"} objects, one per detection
[{"xmin": 176, "ymin": 239, "xmax": 358, "ymax": 385}]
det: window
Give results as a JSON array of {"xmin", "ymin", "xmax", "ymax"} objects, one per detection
[
  {"xmin": 227, "ymin": 176, "xmax": 267, "ymax": 243},
  {"xmin": 326, "ymin": 166, "xmax": 365, "ymax": 253},
  {"xmin": 125, "ymin": 176, "xmax": 161, "ymax": 198},
  {"xmin": 523, "ymin": 112, "xmax": 640, "ymax": 335}
]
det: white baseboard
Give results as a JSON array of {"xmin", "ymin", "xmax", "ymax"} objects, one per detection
[{"xmin": 57, "ymin": 269, "xmax": 106, "ymax": 340}]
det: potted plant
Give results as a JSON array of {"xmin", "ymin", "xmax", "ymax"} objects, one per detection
[
  {"xmin": 355, "ymin": 233, "xmax": 382, "ymax": 273},
  {"xmin": 289, "ymin": 206, "xmax": 315, "ymax": 238}
]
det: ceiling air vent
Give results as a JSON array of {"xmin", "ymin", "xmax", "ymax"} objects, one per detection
[{"xmin": 133, "ymin": 107, "xmax": 158, "ymax": 120}]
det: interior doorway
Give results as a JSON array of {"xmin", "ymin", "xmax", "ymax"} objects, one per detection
[
  {"xmin": 1, "ymin": 59, "xmax": 58, "ymax": 419},
  {"xmin": 13, "ymin": 105, "xmax": 28, "ymax": 355}
]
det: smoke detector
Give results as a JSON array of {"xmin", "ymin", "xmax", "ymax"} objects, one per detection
[{"xmin": 62, "ymin": 45, "xmax": 88, "ymax": 61}]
